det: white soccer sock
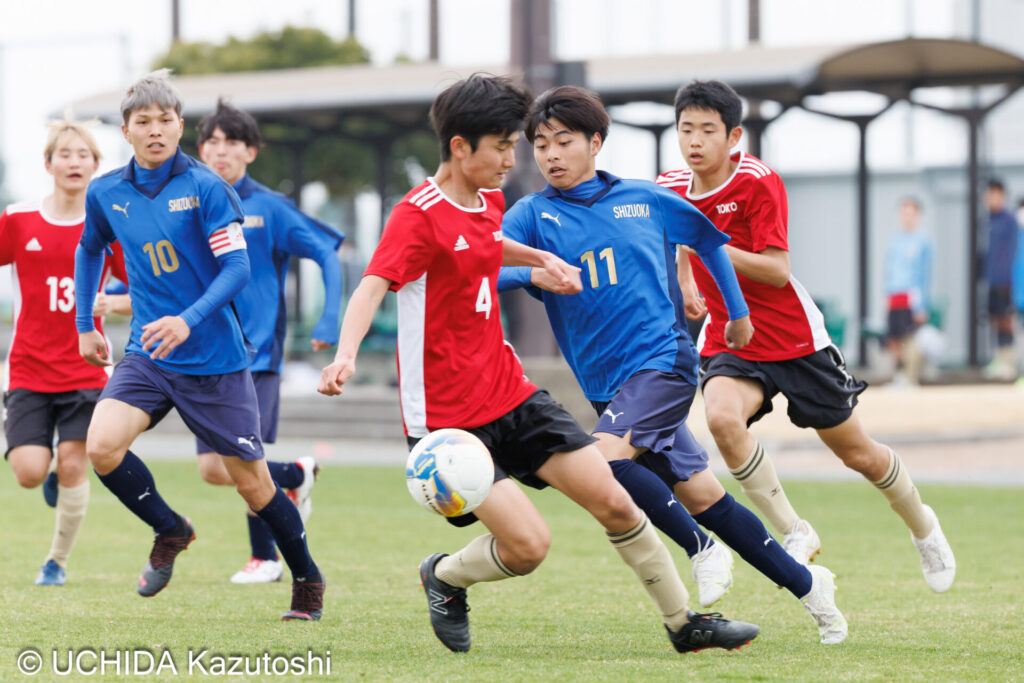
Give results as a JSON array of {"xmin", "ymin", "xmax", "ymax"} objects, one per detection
[
  {"xmin": 48, "ymin": 480, "xmax": 90, "ymax": 568},
  {"xmin": 872, "ymin": 449, "xmax": 933, "ymax": 539},
  {"xmin": 608, "ymin": 516, "xmax": 690, "ymax": 632},
  {"xmin": 435, "ymin": 534, "xmax": 519, "ymax": 588},
  {"xmin": 729, "ymin": 441, "xmax": 800, "ymax": 535}
]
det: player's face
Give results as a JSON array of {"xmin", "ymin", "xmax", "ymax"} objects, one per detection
[
  {"xmin": 122, "ymin": 104, "xmax": 184, "ymax": 169},
  {"xmin": 676, "ymin": 107, "xmax": 742, "ymax": 176},
  {"xmin": 532, "ymin": 119, "xmax": 600, "ymax": 191},
  {"xmin": 459, "ymin": 131, "xmax": 519, "ymax": 190},
  {"xmin": 199, "ymin": 127, "xmax": 257, "ymax": 185},
  {"xmin": 45, "ymin": 133, "xmax": 99, "ymax": 193}
]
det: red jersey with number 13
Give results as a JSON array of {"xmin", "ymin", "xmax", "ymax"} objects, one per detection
[
  {"xmin": 0, "ymin": 200, "xmax": 126, "ymax": 392},
  {"xmin": 365, "ymin": 178, "xmax": 536, "ymax": 437},
  {"xmin": 657, "ymin": 152, "xmax": 829, "ymax": 361}
]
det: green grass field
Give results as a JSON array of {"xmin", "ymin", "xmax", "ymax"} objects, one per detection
[{"xmin": 1, "ymin": 461, "xmax": 1021, "ymax": 681}]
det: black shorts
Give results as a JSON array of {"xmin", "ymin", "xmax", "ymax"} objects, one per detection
[
  {"xmin": 3, "ymin": 388, "xmax": 102, "ymax": 459},
  {"xmin": 988, "ymin": 284, "xmax": 1014, "ymax": 316},
  {"xmin": 887, "ymin": 308, "xmax": 916, "ymax": 340},
  {"xmin": 407, "ymin": 389, "xmax": 596, "ymax": 527},
  {"xmin": 699, "ymin": 345, "xmax": 868, "ymax": 430}
]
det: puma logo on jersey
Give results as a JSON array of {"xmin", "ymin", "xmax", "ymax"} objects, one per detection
[
  {"xmin": 602, "ymin": 408, "xmax": 624, "ymax": 423},
  {"xmin": 237, "ymin": 436, "xmax": 256, "ymax": 450},
  {"xmin": 715, "ymin": 202, "xmax": 739, "ymax": 214},
  {"xmin": 454, "ymin": 235, "xmax": 469, "ymax": 251},
  {"xmin": 112, "ymin": 202, "xmax": 130, "ymax": 218},
  {"xmin": 612, "ymin": 203, "xmax": 650, "ymax": 219},
  {"xmin": 541, "ymin": 211, "xmax": 561, "ymax": 226},
  {"xmin": 168, "ymin": 196, "xmax": 200, "ymax": 212},
  {"xmin": 24, "ymin": 238, "xmax": 42, "ymax": 252}
]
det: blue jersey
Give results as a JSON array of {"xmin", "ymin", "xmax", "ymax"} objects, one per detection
[
  {"xmin": 499, "ymin": 172, "xmax": 733, "ymax": 401},
  {"xmin": 81, "ymin": 149, "xmax": 249, "ymax": 374},
  {"xmin": 232, "ymin": 175, "xmax": 344, "ymax": 373}
]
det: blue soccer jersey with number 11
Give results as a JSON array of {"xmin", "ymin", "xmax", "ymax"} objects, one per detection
[{"xmin": 80, "ymin": 149, "xmax": 249, "ymax": 374}]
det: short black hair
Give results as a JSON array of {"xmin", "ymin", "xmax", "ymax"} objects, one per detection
[
  {"xmin": 197, "ymin": 98, "xmax": 263, "ymax": 148},
  {"xmin": 525, "ymin": 86, "xmax": 610, "ymax": 144},
  {"xmin": 674, "ymin": 80, "xmax": 743, "ymax": 134},
  {"xmin": 429, "ymin": 74, "xmax": 532, "ymax": 161},
  {"xmin": 988, "ymin": 179, "xmax": 1006, "ymax": 193}
]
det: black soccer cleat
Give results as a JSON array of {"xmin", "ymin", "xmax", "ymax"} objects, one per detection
[
  {"xmin": 281, "ymin": 571, "xmax": 326, "ymax": 621},
  {"xmin": 137, "ymin": 515, "xmax": 195, "ymax": 597},
  {"xmin": 419, "ymin": 553, "xmax": 471, "ymax": 652},
  {"xmin": 666, "ymin": 611, "xmax": 760, "ymax": 653}
]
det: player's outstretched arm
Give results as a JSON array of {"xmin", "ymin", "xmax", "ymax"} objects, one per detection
[
  {"xmin": 318, "ymin": 275, "xmax": 390, "ymax": 396},
  {"xmin": 676, "ymin": 245, "xmax": 708, "ymax": 320},
  {"xmin": 501, "ymin": 237, "xmax": 582, "ymax": 294}
]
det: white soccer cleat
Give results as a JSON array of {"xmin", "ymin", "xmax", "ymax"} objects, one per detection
[
  {"xmin": 782, "ymin": 519, "xmax": 821, "ymax": 566},
  {"xmin": 912, "ymin": 504, "xmax": 956, "ymax": 593},
  {"xmin": 801, "ymin": 564, "xmax": 847, "ymax": 644},
  {"xmin": 691, "ymin": 538, "xmax": 734, "ymax": 608},
  {"xmin": 286, "ymin": 456, "xmax": 319, "ymax": 524},
  {"xmin": 230, "ymin": 558, "xmax": 283, "ymax": 584}
]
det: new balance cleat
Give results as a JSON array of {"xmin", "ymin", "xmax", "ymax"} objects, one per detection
[
  {"xmin": 42, "ymin": 472, "xmax": 59, "ymax": 508},
  {"xmin": 801, "ymin": 564, "xmax": 848, "ymax": 644},
  {"xmin": 137, "ymin": 515, "xmax": 195, "ymax": 597},
  {"xmin": 286, "ymin": 456, "xmax": 319, "ymax": 524},
  {"xmin": 281, "ymin": 571, "xmax": 325, "ymax": 621},
  {"xmin": 230, "ymin": 558, "xmax": 283, "ymax": 584},
  {"xmin": 419, "ymin": 553, "xmax": 470, "ymax": 652},
  {"xmin": 782, "ymin": 519, "xmax": 821, "ymax": 566},
  {"xmin": 667, "ymin": 611, "xmax": 759, "ymax": 653},
  {"xmin": 35, "ymin": 559, "xmax": 66, "ymax": 586},
  {"xmin": 912, "ymin": 504, "xmax": 956, "ymax": 593},
  {"xmin": 691, "ymin": 538, "xmax": 734, "ymax": 608}
]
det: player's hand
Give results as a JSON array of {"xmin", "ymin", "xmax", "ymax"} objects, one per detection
[
  {"xmin": 679, "ymin": 278, "xmax": 707, "ymax": 320},
  {"xmin": 318, "ymin": 357, "xmax": 355, "ymax": 396},
  {"xmin": 537, "ymin": 254, "xmax": 583, "ymax": 294},
  {"xmin": 92, "ymin": 293, "xmax": 110, "ymax": 317},
  {"xmin": 311, "ymin": 339, "xmax": 334, "ymax": 351},
  {"xmin": 677, "ymin": 244, "xmax": 697, "ymax": 257},
  {"xmin": 141, "ymin": 316, "xmax": 191, "ymax": 360},
  {"xmin": 529, "ymin": 266, "xmax": 579, "ymax": 294},
  {"xmin": 78, "ymin": 330, "xmax": 113, "ymax": 367},
  {"xmin": 724, "ymin": 315, "xmax": 754, "ymax": 350}
]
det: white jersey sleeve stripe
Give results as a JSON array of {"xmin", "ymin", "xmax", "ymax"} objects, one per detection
[
  {"xmin": 397, "ymin": 273, "xmax": 429, "ymax": 437},
  {"xmin": 209, "ymin": 222, "xmax": 246, "ymax": 257},
  {"xmin": 419, "ymin": 194, "xmax": 445, "ymax": 212},
  {"xmin": 740, "ymin": 158, "xmax": 772, "ymax": 176},
  {"xmin": 409, "ymin": 185, "xmax": 436, "ymax": 205},
  {"xmin": 412, "ymin": 188, "xmax": 440, "ymax": 208}
]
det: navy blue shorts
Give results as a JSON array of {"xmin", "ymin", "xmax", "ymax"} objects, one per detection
[
  {"xmin": 195, "ymin": 371, "xmax": 279, "ymax": 453},
  {"xmin": 101, "ymin": 352, "xmax": 264, "ymax": 460},
  {"xmin": 591, "ymin": 369, "xmax": 709, "ymax": 488}
]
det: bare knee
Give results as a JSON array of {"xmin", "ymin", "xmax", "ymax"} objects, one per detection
[
  {"xmin": 197, "ymin": 455, "xmax": 232, "ymax": 486},
  {"xmin": 499, "ymin": 528, "xmax": 551, "ymax": 575},
  {"xmin": 56, "ymin": 458, "xmax": 88, "ymax": 486},
  {"xmin": 589, "ymin": 487, "xmax": 641, "ymax": 531},
  {"xmin": 8, "ymin": 449, "xmax": 50, "ymax": 488},
  {"xmin": 12, "ymin": 467, "xmax": 46, "ymax": 489},
  {"xmin": 836, "ymin": 442, "xmax": 888, "ymax": 478},
  {"xmin": 705, "ymin": 405, "xmax": 747, "ymax": 445}
]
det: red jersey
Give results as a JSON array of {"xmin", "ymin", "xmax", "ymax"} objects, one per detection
[
  {"xmin": 365, "ymin": 179, "xmax": 536, "ymax": 437},
  {"xmin": 657, "ymin": 152, "xmax": 829, "ymax": 361},
  {"xmin": 0, "ymin": 200, "xmax": 126, "ymax": 392}
]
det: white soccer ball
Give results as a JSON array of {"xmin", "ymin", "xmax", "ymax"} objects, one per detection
[{"xmin": 406, "ymin": 428, "xmax": 494, "ymax": 517}]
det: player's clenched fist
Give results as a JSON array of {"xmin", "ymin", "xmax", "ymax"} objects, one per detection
[
  {"xmin": 724, "ymin": 315, "xmax": 754, "ymax": 350},
  {"xmin": 318, "ymin": 358, "xmax": 355, "ymax": 396},
  {"xmin": 537, "ymin": 253, "xmax": 583, "ymax": 294},
  {"xmin": 78, "ymin": 330, "xmax": 113, "ymax": 367}
]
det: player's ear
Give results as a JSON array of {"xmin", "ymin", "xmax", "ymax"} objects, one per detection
[
  {"xmin": 590, "ymin": 132, "xmax": 603, "ymax": 156},
  {"xmin": 121, "ymin": 123, "xmax": 130, "ymax": 143},
  {"xmin": 728, "ymin": 125, "xmax": 743, "ymax": 148},
  {"xmin": 245, "ymin": 146, "xmax": 258, "ymax": 164},
  {"xmin": 449, "ymin": 135, "xmax": 469, "ymax": 160}
]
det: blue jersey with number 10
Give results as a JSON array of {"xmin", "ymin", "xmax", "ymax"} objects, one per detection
[
  {"xmin": 499, "ymin": 172, "xmax": 730, "ymax": 401},
  {"xmin": 81, "ymin": 150, "xmax": 248, "ymax": 374}
]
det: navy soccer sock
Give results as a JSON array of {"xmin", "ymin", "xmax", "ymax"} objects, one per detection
[
  {"xmin": 266, "ymin": 460, "xmax": 303, "ymax": 490},
  {"xmin": 96, "ymin": 450, "xmax": 178, "ymax": 534},
  {"xmin": 609, "ymin": 458, "xmax": 708, "ymax": 558},
  {"xmin": 246, "ymin": 513, "xmax": 278, "ymax": 561},
  {"xmin": 693, "ymin": 492, "xmax": 812, "ymax": 598},
  {"xmin": 255, "ymin": 487, "xmax": 318, "ymax": 580}
]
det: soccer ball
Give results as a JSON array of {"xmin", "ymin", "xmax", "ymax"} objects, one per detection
[{"xmin": 406, "ymin": 429, "xmax": 494, "ymax": 517}]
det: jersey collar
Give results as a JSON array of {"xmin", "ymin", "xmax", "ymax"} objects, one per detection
[
  {"xmin": 120, "ymin": 148, "xmax": 191, "ymax": 199},
  {"xmin": 233, "ymin": 174, "xmax": 258, "ymax": 200},
  {"xmin": 539, "ymin": 170, "xmax": 620, "ymax": 207}
]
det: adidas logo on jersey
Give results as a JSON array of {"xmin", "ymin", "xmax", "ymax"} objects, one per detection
[
  {"xmin": 454, "ymin": 235, "xmax": 469, "ymax": 251},
  {"xmin": 25, "ymin": 237, "xmax": 42, "ymax": 252}
]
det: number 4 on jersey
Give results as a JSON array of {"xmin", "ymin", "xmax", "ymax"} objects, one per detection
[{"xmin": 476, "ymin": 277, "xmax": 492, "ymax": 319}]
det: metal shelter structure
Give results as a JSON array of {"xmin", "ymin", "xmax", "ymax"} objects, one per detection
[{"xmin": 66, "ymin": 38, "xmax": 1024, "ymax": 366}]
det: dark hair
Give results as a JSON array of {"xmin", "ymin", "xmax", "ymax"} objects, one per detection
[
  {"xmin": 988, "ymin": 179, "xmax": 1006, "ymax": 193},
  {"xmin": 197, "ymin": 98, "xmax": 263, "ymax": 148},
  {"xmin": 525, "ymin": 86, "xmax": 610, "ymax": 144},
  {"xmin": 429, "ymin": 74, "xmax": 532, "ymax": 161},
  {"xmin": 674, "ymin": 80, "xmax": 743, "ymax": 134}
]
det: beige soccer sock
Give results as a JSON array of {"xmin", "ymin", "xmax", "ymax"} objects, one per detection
[
  {"xmin": 47, "ymin": 481, "xmax": 90, "ymax": 568},
  {"xmin": 435, "ymin": 534, "xmax": 519, "ymax": 588},
  {"xmin": 872, "ymin": 449, "xmax": 933, "ymax": 538},
  {"xmin": 729, "ymin": 442, "xmax": 800, "ymax": 535},
  {"xmin": 608, "ymin": 516, "xmax": 690, "ymax": 632}
]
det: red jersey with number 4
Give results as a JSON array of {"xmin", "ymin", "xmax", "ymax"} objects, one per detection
[
  {"xmin": 365, "ymin": 178, "xmax": 536, "ymax": 437},
  {"xmin": 657, "ymin": 152, "xmax": 830, "ymax": 361},
  {"xmin": 0, "ymin": 200, "xmax": 126, "ymax": 392}
]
